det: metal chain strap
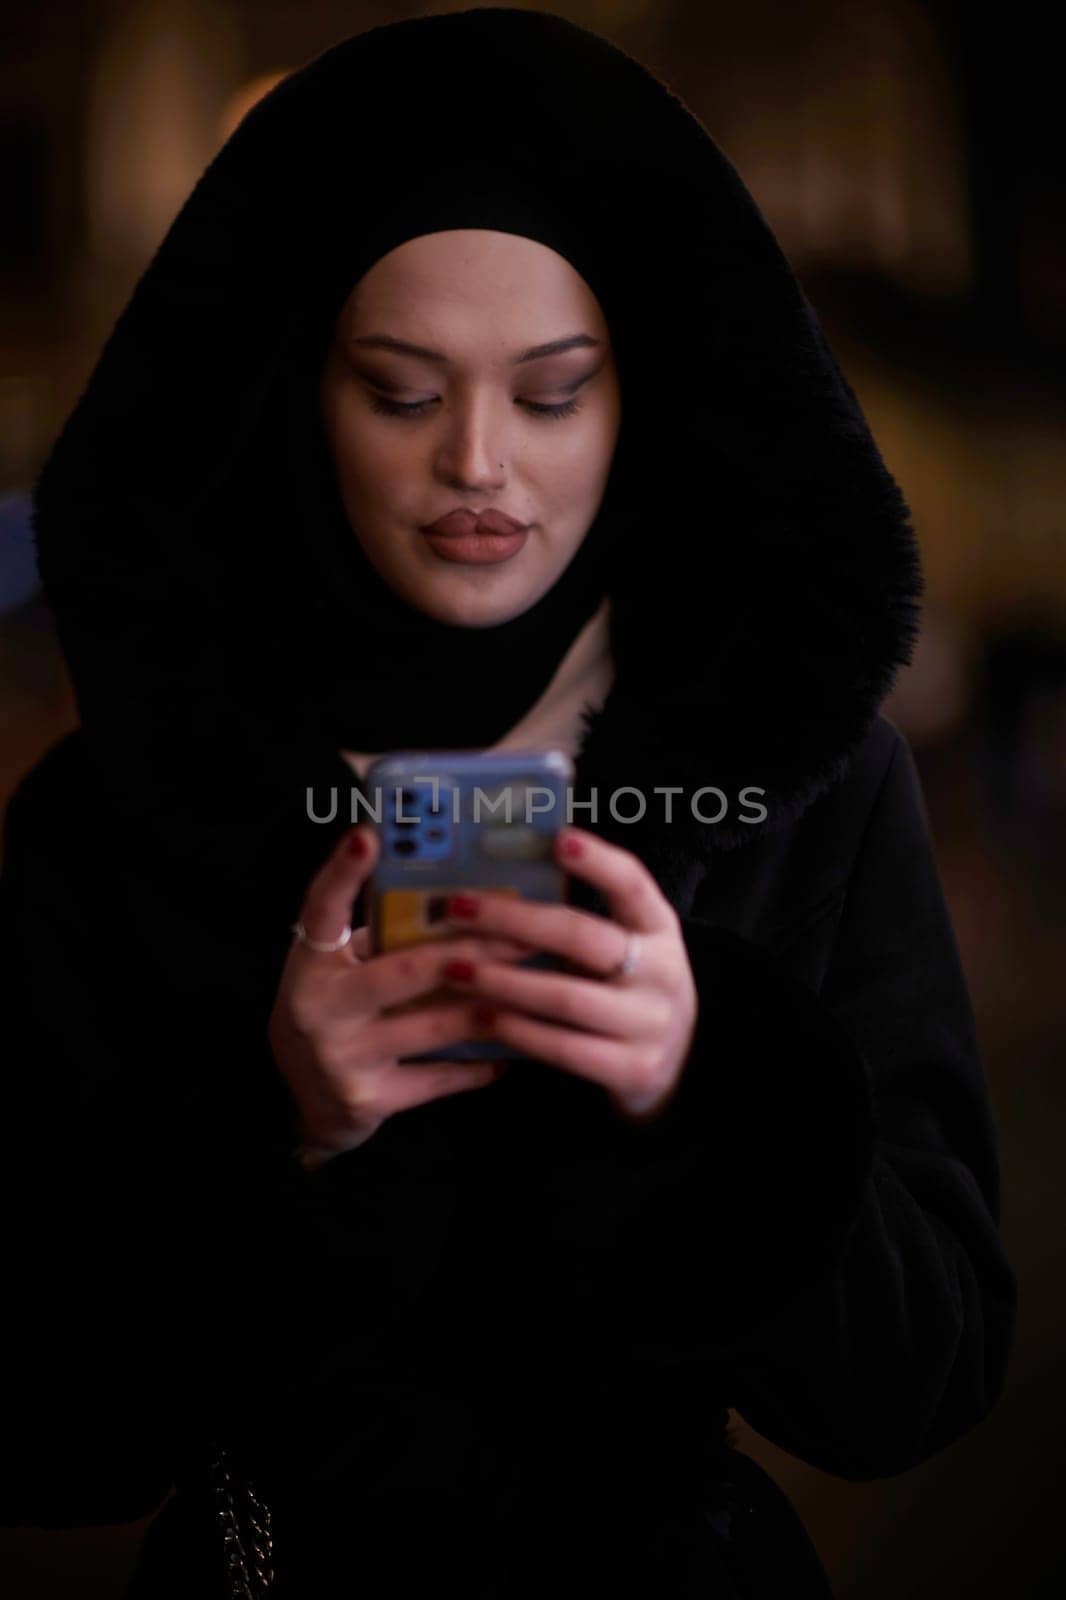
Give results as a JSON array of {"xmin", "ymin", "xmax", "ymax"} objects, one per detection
[{"xmin": 207, "ymin": 1438, "xmax": 275, "ymax": 1598}]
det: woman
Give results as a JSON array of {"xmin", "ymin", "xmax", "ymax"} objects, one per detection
[{"xmin": 2, "ymin": 8, "xmax": 1015, "ymax": 1598}]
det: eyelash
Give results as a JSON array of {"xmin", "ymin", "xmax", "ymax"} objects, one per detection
[{"xmin": 368, "ymin": 394, "xmax": 583, "ymax": 421}]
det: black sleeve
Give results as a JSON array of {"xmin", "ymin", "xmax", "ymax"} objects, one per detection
[
  {"xmin": 522, "ymin": 728, "xmax": 1017, "ymax": 1480},
  {"xmin": 0, "ymin": 742, "xmax": 463, "ymax": 1528},
  {"xmin": 0, "ymin": 750, "xmax": 178, "ymax": 1527}
]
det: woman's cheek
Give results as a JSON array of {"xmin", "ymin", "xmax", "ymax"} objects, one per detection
[{"xmin": 348, "ymin": 428, "xmax": 405, "ymax": 492}]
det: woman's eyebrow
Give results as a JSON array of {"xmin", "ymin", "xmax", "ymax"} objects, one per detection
[{"xmin": 348, "ymin": 333, "xmax": 602, "ymax": 365}]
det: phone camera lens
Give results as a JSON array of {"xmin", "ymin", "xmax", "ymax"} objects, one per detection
[{"xmin": 393, "ymin": 837, "xmax": 417, "ymax": 856}]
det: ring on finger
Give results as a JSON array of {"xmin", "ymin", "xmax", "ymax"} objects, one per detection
[
  {"xmin": 606, "ymin": 930, "xmax": 642, "ymax": 982},
  {"xmin": 291, "ymin": 919, "xmax": 352, "ymax": 954}
]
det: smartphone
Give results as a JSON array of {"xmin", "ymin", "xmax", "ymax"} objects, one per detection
[{"xmin": 364, "ymin": 748, "xmax": 573, "ymax": 1062}]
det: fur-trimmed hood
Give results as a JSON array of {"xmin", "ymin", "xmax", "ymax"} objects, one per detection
[{"xmin": 30, "ymin": 7, "xmax": 922, "ymax": 888}]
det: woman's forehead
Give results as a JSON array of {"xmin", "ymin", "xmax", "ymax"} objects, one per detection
[{"xmin": 337, "ymin": 229, "xmax": 611, "ymax": 340}]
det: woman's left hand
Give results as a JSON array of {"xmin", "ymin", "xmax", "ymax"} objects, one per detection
[{"xmin": 441, "ymin": 825, "xmax": 699, "ymax": 1121}]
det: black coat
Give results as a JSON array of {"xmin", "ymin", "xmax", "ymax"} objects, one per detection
[
  {"xmin": 1, "ymin": 11, "xmax": 1015, "ymax": 1598},
  {"xmin": 1, "ymin": 708, "xmax": 1015, "ymax": 1598}
]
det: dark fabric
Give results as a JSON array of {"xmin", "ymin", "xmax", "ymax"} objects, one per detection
[
  {"xmin": 0, "ymin": 9, "xmax": 1015, "ymax": 1600},
  {"xmin": 125, "ymin": 1455, "xmax": 831, "ymax": 1600},
  {"xmin": 1, "ymin": 716, "xmax": 1015, "ymax": 1597}
]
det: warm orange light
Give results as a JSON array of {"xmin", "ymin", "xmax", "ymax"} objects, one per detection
[{"xmin": 219, "ymin": 71, "xmax": 289, "ymax": 143}]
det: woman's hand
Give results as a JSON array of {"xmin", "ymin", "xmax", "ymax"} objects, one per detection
[
  {"xmin": 439, "ymin": 825, "xmax": 699, "ymax": 1122},
  {"xmin": 268, "ymin": 823, "xmax": 528, "ymax": 1165}
]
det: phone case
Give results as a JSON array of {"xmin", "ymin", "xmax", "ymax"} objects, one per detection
[{"xmin": 365, "ymin": 748, "xmax": 574, "ymax": 1062}]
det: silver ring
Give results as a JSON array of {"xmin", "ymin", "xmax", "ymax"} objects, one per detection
[
  {"xmin": 608, "ymin": 931, "xmax": 642, "ymax": 981},
  {"xmin": 291, "ymin": 919, "xmax": 352, "ymax": 954}
]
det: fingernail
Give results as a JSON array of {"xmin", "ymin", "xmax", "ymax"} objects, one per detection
[
  {"xmin": 472, "ymin": 1004, "xmax": 498, "ymax": 1026},
  {"xmin": 560, "ymin": 834, "xmax": 583, "ymax": 859},
  {"xmin": 447, "ymin": 894, "xmax": 479, "ymax": 918},
  {"xmin": 346, "ymin": 829, "xmax": 366, "ymax": 858},
  {"xmin": 443, "ymin": 959, "xmax": 475, "ymax": 982}
]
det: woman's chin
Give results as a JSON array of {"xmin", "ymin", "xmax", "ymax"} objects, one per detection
[
  {"xmin": 396, "ymin": 560, "xmax": 555, "ymax": 629},
  {"xmin": 419, "ymin": 585, "xmax": 539, "ymax": 629}
]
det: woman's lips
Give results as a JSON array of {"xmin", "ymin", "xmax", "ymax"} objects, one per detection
[{"xmin": 419, "ymin": 507, "xmax": 530, "ymax": 565}]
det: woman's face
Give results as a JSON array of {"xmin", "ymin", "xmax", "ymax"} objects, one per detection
[{"xmin": 319, "ymin": 229, "xmax": 622, "ymax": 626}]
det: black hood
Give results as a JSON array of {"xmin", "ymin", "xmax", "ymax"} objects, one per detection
[{"xmin": 31, "ymin": 6, "xmax": 922, "ymax": 882}]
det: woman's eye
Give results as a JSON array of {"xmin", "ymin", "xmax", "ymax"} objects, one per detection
[
  {"xmin": 369, "ymin": 394, "xmax": 436, "ymax": 418},
  {"xmin": 368, "ymin": 393, "xmax": 583, "ymax": 421},
  {"xmin": 521, "ymin": 397, "xmax": 583, "ymax": 420}
]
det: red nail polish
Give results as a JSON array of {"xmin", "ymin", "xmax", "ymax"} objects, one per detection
[
  {"xmin": 346, "ymin": 830, "xmax": 366, "ymax": 858},
  {"xmin": 443, "ymin": 959, "xmax": 475, "ymax": 982},
  {"xmin": 447, "ymin": 894, "xmax": 480, "ymax": 918},
  {"xmin": 472, "ymin": 1004, "xmax": 497, "ymax": 1027},
  {"xmin": 560, "ymin": 835, "xmax": 583, "ymax": 859}
]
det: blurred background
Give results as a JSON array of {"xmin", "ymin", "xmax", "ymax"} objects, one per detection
[{"xmin": 1, "ymin": 0, "xmax": 1063, "ymax": 1593}]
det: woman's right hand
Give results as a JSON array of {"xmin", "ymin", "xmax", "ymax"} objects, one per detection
[{"xmin": 268, "ymin": 822, "xmax": 530, "ymax": 1167}]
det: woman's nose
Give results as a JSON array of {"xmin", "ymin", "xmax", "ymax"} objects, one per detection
[{"xmin": 434, "ymin": 399, "xmax": 508, "ymax": 491}]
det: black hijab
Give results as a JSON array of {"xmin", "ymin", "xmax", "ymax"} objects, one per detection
[{"xmin": 31, "ymin": 6, "xmax": 922, "ymax": 884}]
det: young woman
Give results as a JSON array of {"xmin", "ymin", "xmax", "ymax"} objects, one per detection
[{"xmin": 2, "ymin": 9, "xmax": 1015, "ymax": 1598}]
